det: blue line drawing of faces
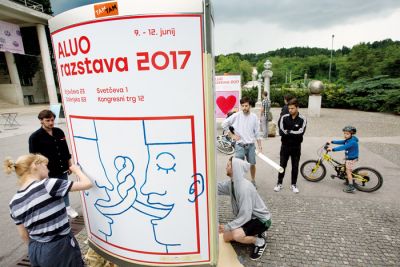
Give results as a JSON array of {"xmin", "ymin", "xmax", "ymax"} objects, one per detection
[
  {"xmin": 72, "ymin": 120, "xmax": 115, "ymax": 241},
  {"xmin": 95, "ymin": 155, "xmax": 172, "ymax": 220},
  {"xmin": 72, "ymin": 119, "xmax": 173, "ymax": 244},
  {"xmin": 95, "ymin": 155, "xmax": 137, "ymax": 216},
  {"xmin": 140, "ymin": 120, "xmax": 204, "ymax": 253}
]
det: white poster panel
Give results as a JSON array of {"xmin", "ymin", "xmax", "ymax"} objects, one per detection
[
  {"xmin": 215, "ymin": 75, "xmax": 241, "ymax": 118},
  {"xmin": 0, "ymin": 20, "xmax": 24, "ymax": 54},
  {"xmin": 51, "ymin": 15, "xmax": 211, "ymax": 265}
]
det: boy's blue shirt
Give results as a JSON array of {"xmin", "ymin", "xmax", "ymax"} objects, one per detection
[{"xmin": 332, "ymin": 136, "xmax": 359, "ymax": 160}]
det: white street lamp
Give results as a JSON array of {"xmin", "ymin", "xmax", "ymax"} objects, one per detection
[
  {"xmin": 262, "ymin": 60, "xmax": 273, "ymax": 101},
  {"xmin": 257, "ymin": 73, "xmax": 263, "ymax": 104}
]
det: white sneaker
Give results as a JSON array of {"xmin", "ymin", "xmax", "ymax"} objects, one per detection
[
  {"xmin": 66, "ymin": 206, "xmax": 79, "ymax": 218},
  {"xmin": 291, "ymin": 185, "xmax": 299, "ymax": 193},
  {"xmin": 274, "ymin": 184, "xmax": 283, "ymax": 192}
]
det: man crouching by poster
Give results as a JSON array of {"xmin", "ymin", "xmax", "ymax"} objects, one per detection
[{"xmin": 218, "ymin": 157, "xmax": 272, "ymax": 261}]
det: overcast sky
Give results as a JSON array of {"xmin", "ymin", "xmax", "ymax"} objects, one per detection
[{"xmin": 50, "ymin": 0, "xmax": 400, "ymax": 55}]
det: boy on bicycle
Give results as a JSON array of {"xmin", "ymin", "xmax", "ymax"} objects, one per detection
[{"xmin": 327, "ymin": 126, "xmax": 359, "ymax": 193}]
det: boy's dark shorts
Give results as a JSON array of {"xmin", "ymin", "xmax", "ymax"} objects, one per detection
[{"xmin": 242, "ymin": 218, "xmax": 271, "ymax": 236}]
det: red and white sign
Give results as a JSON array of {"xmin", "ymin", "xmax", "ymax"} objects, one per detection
[{"xmin": 49, "ymin": 1, "xmax": 214, "ymax": 265}]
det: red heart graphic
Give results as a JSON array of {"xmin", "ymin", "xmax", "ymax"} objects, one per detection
[{"xmin": 216, "ymin": 95, "xmax": 237, "ymax": 114}]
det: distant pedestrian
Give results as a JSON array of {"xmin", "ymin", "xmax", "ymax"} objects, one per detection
[
  {"xmin": 279, "ymin": 94, "xmax": 294, "ymax": 117},
  {"xmin": 222, "ymin": 97, "xmax": 262, "ymax": 187},
  {"xmin": 327, "ymin": 126, "xmax": 359, "ymax": 193},
  {"xmin": 29, "ymin": 109, "xmax": 78, "ymax": 218},
  {"xmin": 260, "ymin": 91, "xmax": 271, "ymax": 138},
  {"xmin": 274, "ymin": 98, "xmax": 307, "ymax": 193},
  {"xmin": 218, "ymin": 157, "xmax": 271, "ymax": 261},
  {"xmin": 5, "ymin": 153, "xmax": 92, "ymax": 267}
]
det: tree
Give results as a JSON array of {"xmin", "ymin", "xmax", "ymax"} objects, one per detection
[
  {"xmin": 214, "ymin": 39, "xmax": 400, "ymax": 113},
  {"xmin": 343, "ymin": 43, "xmax": 377, "ymax": 81},
  {"xmin": 215, "ymin": 55, "xmax": 253, "ymax": 84},
  {"xmin": 383, "ymin": 59, "xmax": 400, "ymax": 77}
]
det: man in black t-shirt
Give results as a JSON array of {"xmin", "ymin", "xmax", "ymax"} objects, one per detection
[{"xmin": 29, "ymin": 109, "xmax": 78, "ymax": 218}]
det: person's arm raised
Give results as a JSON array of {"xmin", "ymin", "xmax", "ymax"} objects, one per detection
[{"xmin": 69, "ymin": 164, "xmax": 93, "ymax": 192}]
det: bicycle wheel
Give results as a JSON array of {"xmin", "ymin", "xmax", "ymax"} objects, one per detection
[
  {"xmin": 216, "ymin": 140, "xmax": 235, "ymax": 155},
  {"xmin": 352, "ymin": 167, "xmax": 383, "ymax": 192},
  {"xmin": 300, "ymin": 160, "xmax": 326, "ymax": 182}
]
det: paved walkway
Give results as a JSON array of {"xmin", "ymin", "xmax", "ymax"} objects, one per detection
[{"xmin": 0, "ymin": 105, "xmax": 399, "ymax": 266}]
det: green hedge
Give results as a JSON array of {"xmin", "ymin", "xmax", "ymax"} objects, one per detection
[
  {"xmin": 241, "ymin": 87, "xmax": 258, "ymax": 107},
  {"xmin": 270, "ymin": 87, "xmax": 309, "ymax": 107},
  {"xmin": 345, "ymin": 76, "xmax": 400, "ymax": 113}
]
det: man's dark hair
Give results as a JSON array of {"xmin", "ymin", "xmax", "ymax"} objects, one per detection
[
  {"xmin": 38, "ymin": 109, "xmax": 56, "ymax": 120},
  {"xmin": 287, "ymin": 98, "xmax": 299, "ymax": 107},
  {"xmin": 240, "ymin": 96, "xmax": 251, "ymax": 105},
  {"xmin": 263, "ymin": 91, "xmax": 268, "ymax": 97},
  {"xmin": 284, "ymin": 94, "xmax": 293, "ymax": 102}
]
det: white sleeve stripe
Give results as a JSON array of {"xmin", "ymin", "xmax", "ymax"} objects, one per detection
[
  {"xmin": 291, "ymin": 115, "xmax": 307, "ymax": 134},
  {"xmin": 279, "ymin": 114, "xmax": 289, "ymax": 132},
  {"xmin": 45, "ymin": 178, "xmax": 56, "ymax": 193}
]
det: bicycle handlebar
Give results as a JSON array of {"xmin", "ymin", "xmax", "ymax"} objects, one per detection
[{"xmin": 324, "ymin": 142, "xmax": 329, "ymax": 150}]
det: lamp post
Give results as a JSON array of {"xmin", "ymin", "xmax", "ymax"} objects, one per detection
[
  {"xmin": 252, "ymin": 68, "xmax": 262, "ymax": 107},
  {"xmin": 257, "ymin": 74, "xmax": 263, "ymax": 105},
  {"xmin": 328, "ymin": 34, "xmax": 334, "ymax": 82},
  {"xmin": 262, "ymin": 60, "xmax": 273, "ymax": 101}
]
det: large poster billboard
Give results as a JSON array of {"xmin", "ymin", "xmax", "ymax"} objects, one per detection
[{"xmin": 49, "ymin": 0, "xmax": 216, "ymax": 265}]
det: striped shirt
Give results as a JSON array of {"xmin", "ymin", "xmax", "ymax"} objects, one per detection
[
  {"xmin": 9, "ymin": 178, "xmax": 73, "ymax": 242},
  {"xmin": 261, "ymin": 99, "xmax": 271, "ymax": 117}
]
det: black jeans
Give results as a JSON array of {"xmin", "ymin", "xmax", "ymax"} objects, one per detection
[{"xmin": 278, "ymin": 145, "xmax": 301, "ymax": 185}]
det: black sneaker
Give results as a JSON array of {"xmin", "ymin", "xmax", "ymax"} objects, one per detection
[
  {"xmin": 250, "ymin": 241, "xmax": 267, "ymax": 260},
  {"xmin": 343, "ymin": 184, "xmax": 356, "ymax": 193}
]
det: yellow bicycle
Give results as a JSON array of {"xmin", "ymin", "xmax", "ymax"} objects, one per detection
[{"xmin": 300, "ymin": 143, "xmax": 383, "ymax": 192}]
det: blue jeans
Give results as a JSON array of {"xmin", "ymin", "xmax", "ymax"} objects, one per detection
[
  {"xmin": 235, "ymin": 143, "xmax": 256, "ymax": 165},
  {"xmin": 56, "ymin": 172, "xmax": 70, "ymax": 207},
  {"xmin": 261, "ymin": 115, "xmax": 269, "ymax": 138}
]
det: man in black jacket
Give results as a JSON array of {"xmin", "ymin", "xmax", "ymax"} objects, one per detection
[
  {"xmin": 29, "ymin": 109, "xmax": 78, "ymax": 218},
  {"xmin": 274, "ymin": 98, "xmax": 307, "ymax": 193}
]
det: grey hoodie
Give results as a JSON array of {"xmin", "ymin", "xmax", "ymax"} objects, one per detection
[{"xmin": 218, "ymin": 158, "xmax": 271, "ymax": 231}]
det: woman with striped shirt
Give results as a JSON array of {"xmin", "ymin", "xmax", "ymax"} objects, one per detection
[{"xmin": 4, "ymin": 154, "xmax": 92, "ymax": 267}]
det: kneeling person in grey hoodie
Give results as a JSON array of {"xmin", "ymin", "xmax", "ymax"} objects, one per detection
[{"xmin": 218, "ymin": 157, "xmax": 272, "ymax": 260}]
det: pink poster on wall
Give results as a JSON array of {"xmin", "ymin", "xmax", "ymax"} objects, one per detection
[{"xmin": 215, "ymin": 91, "xmax": 239, "ymax": 118}]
